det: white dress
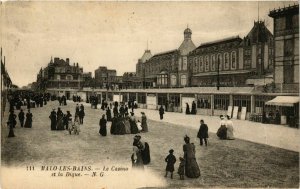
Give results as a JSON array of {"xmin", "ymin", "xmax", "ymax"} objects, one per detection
[{"xmin": 226, "ymin": 120, "xmax": 234, "ymax": 140}]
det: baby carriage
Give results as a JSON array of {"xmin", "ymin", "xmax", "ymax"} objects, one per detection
[{"xmin": 69, "ymin": 121, "xmax": 80, "ymax": 135}]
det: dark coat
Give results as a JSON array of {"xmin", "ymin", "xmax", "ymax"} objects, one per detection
[
  {"xmin": 159, "ymin": 107, "xmax": 164, "ymax": 115},
  {"xmin": 197, "ymin": 123, "xmax": 208, "ymax": 138},
  {"xmin": 99, "ymin": 118, "xmax": 107, "ymax": 136},
  {"xmin": 165, "ymin": 154, "xmax": 176, "ymax": 172}
]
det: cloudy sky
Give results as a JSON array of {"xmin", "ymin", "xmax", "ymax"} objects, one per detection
[{"xmin": 1, "ymin": 1, "xmax": 295, "ymax": 87}]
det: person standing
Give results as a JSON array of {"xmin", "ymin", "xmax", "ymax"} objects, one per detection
[
  {"xmin": 24, "ymin": 109, "xmax": 33, "ymax": 128},
  {"xmin": 226, "ymin": 115, "xmax": 235, "ymax": 140},
  {"xmin": 49, "ymin": 109, "xmax": 57, "ymax": 130},
  {"xmin": 18, "ymin": 109, "xmax": 25, "ymax": 127},
  {"xmin": 183, "ymin": 135, "xmax": 200, "ymax": 178},
  {"xmin": 164, "ymin": 149, "xmax": 176, "ymax": 179},
  {"xmin": 197, "ymin": 119, "xmax": 208, "ymax": 146},
  {"xmin": 56, "ymin": 108, "xmax": 64, "ymax": 130},
  {"xmin": 159, "ymin": 105, "xmax": 165, "ymax": 120},
  {"xmin": 99, "ymin": 114, "xmax": 107, "ymax": 136},
  {"xmin": 79, "ymin": 104, "xmax": 85, "ymax": 124},
  {"xmin": 191, "ymin": 101, "xmax": 197, "ymax": 115},
  {"xmin": 106, "ymin": 107, "xmax": 112, "ymax": 121},
  {"xmin": 129, "ymin": 112, "xmax": 139, "ymax": 134},
  {"xmin": 75, "ymin": 104, "xmax": 80, "ymax": 116},
  {"xmin": 8, "ymin": 110, "xmax": 17, "ymax": 128},
  {"xmin": 217, "ymin": 115, "xmax": 227, "ymax": 140},
  {"xmin": 65, "ymin": 111, "xmax": 72, "ymax": 130},
  {"xmin": 185, "ymin": 103, "xmax": 190, "ymax": 115},
  {"xmin": 141, "ymin": 112, "xmax": 148, "ymax": 132},
  {"xmin": 177, "ymin": 157, "xmax": 185, "ymax": 180}
]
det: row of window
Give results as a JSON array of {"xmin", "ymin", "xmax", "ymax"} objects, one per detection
[
  {"xmin": 190, "ymin": 51, "xmax": 237, "ymax": 73},
  {"xmin": 157, "ymin": 74, "xmax": 187, "ymax": 86}
]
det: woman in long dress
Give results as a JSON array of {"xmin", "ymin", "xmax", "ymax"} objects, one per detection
[
  {"xmin": 129, "ymin": 113, "xmax": 139, "ymax": 134},
  {"xmin": 24, "ymin": 109, "xmax": 33, "ymax": 128},
  {"xmin": 99, "ymin": 114, "xmax": 107, "ymax": 136},
  {"xmin": 183, "ymin": 135, "xmax": 200, "ymax": 178},
  {"xmin": 106, "ymin": 107, "xmax": 112, "ymax": 121},
  {"xmin": 56, "ymin": 108, "xmax": 64, "ymax": 130},
  {"xmin": 217, "ymin": 115, "xmax": 227, "ymax": 139},
  {"xmin": 124, "ymin": 115, "xmax": 131, "ymax": 134},
  {"xmin": 140, "ymin": 112, "xmax": 148, "ymax": 132},
  {"xmin": 226, "ymin": 115, "xmax": 235, "ymax": 140},
  {"xmin": 131, "ymin": 136, "xmax": 144, "ymax": 169},
  {"xmin": 49, "ymin": 109, "xmax": 57, "ymax": 130}
]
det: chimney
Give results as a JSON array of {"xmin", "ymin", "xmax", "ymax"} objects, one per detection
[
  {"xmin": 66, "ymin": 58, "xmax": 69, "ymax": 64},
  {"xmin": 76, "ymin": 63, "xmax": 78, "ymax": 67}
]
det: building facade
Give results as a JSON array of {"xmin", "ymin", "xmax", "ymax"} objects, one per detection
[
  {"xmin": 189, "ymin": 21, "xmax": 274, "ymax": 87},
  {"xmin": 94, "ymin": 66, "xmax": 117, "ymax": 88},
  {"xmin": 136, "ymin": 28, "xmax": 196, "ymax": 88},
  {"xmin": 36, "ymin": 57, "xmax": 84, "ymax": 96},
  {"xmin": 269, "ymin": 4, "xmax": 299, "ymax": 93}
]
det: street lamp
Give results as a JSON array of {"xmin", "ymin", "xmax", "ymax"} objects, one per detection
[{"xmin": 217, "ymin": 57, "xmax": 220, "ymax": 90}]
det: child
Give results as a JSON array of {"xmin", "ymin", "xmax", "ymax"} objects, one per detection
[
  {"xmin": 137, "ymin": 120, "xmax": 142, "ymax": 132},
  {"xmin": 178, "ymin": 157, "xmax": 185, "ymax": 180},
  {"xmin": 165, "ymin": 149, "xmax": 176, "ymax": 179}
]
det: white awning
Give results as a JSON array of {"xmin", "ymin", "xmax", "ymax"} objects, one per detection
[{"xmin": 265, "ymin": 96, "xmax": 299, "ymax": 107}]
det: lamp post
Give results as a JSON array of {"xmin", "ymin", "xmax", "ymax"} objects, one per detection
[
  {"xmin": 143, "ymin": 67, "xmax": 145, "ymax": 89},
  {"xmin": 217, "ymin": 57, "xmax": 220, "ymax": 90}
]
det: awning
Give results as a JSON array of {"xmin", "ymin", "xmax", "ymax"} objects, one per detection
[{"xmin": 265, "ymin": 96, "xmax": 299, "ymax": 107}]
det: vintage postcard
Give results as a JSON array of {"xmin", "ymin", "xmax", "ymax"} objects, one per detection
[{"xmin": 1, "ymin": 1, "xmax": 299, "ymax": 189}]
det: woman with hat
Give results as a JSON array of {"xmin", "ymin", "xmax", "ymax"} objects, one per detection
[
  {"xmin": 131, "ymin": 135, "xmax": 144, "ymax": 169},
  {"xmin": 217, "ymin": 115, "xmax": 227, "ymax": 139},
  {"xmin": 49, "ymin": 108, "xmax": 57, "ymax": 130},
  {"xmin": 24, "ymin": 109, "xmax": 33, "ymax": 128},
  {"xmin": 140, "ymin": 112, "xmax": 148, "ymax": 132},
  {"xmin": 183, "ymin": 135, "xmax": 200, "ymax": 178},
  {"xmin": 99, "ymin": 114, "xmax": 107, "ymax": 136},
  {"xmin": 129, "ymin": 112, "xmax": 139, "ymax": 134}
]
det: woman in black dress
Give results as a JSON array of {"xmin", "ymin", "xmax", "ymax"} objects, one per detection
[
  {"xmin": 99, "ymin": 114, "xmax": 107, "ymax": 136},
  {"xmin": 24, "ymin": 109, "xmax": 33, "ymax": 128}
]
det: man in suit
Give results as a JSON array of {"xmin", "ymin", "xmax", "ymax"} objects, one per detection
[{"xmin": 197, "ymin": 119, "xmax": 208, "ymax": 146}]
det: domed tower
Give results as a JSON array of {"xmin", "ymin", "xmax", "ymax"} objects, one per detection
[
  {"xmin": 184, "ymin": 27, "xmax": 192, "ymax": 40},
  {"xmin": 178, "ymin": 27, "xmax": 196, "ymax": 56}
]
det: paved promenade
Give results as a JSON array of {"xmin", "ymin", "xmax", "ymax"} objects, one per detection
[{"xmin": 129, "ymin": 107, "xmax": 299, "ymax": 152}]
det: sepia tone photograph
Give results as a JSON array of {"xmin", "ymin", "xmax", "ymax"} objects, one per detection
[{"xmin": 1, "ymin": 1, "xmax": 299, "ymax": 189}]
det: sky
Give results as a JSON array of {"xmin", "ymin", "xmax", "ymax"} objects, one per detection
[{"xmin": 0, "ymin": 1, "xmax": 296, "ymax": 87}]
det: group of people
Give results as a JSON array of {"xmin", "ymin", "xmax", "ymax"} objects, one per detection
[
  {"xmin": 99, "ymin": 111, "xmax": 148, "ymax": 136},
  {"xmin": 49, "ymin": 108, "xmax": 73, "ymax": 131},
  {"xmin": 7, "ymin": 109, "xmax": 33, "ymax": 137},
  {"xmin": 164, "ymin": 135, "xmax": 201, "ymax": 180},
  {"xmin": 217, "ymin": 115, "xmax": 235, "ymax": 140},
  {"xmin": 72, "ymin": 95, "xmax": 82, "ymax": 102},
  {"xmin": 185, "ymin": 101, "xmax": 197, "ymax": 115},
  {"xmin": 58, "ymin": 95, "xmax": 67, "ymax": 106}
]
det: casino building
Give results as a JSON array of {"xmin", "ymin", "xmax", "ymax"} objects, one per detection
[
  {"xmin": 189, "ymin": 21, "xmax": 274, "ymax": 87},
  {"xmin": 136, "ymin": 27, "xmax": 196, "ymax": 88}
]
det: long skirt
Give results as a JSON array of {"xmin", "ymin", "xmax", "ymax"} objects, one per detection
[
  {"xmin": 99, "ymin": 125, "xmax": 107, "ymax": 136},
  {"xmin": 124, "ymin": 120, "xmax": 131, "ymax": 134},
  {"xmin": 50, "ymin": 120, "xmax": 57, "ymax": 130},
  {"xmin": 185, "ymin": 158, "xmax": 201, "ymax": 178},
  {"xmin": 141, "ymin": 142, "xmax": 151, "ymax": 165},
  {"xmin": 24, "ymin": 119, "xmax": 32, "ymax": 128},
  {"xmin": 130, "ymin": 121, "xmax": 139, "ymax": 134},
  {"xmin": 56, "ymin": 119, "xmax": 64, "ymax": 130}
]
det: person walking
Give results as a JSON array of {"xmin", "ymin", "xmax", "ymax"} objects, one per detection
[
  {"xmin": 49, "ymin": 109, "xmax": 57, "ymax": 130},
  {"xmin": 217, "ymin": 115, "xmax": 227, "ymax": 140},
  {"xmin": 79, "ymin": 104, "xmax": 85, "ymax": 124},
  {"xmin": 8, "ymin": 110, "xmax": 17, "ymax": 128},
  {"xmin": 159, "ymin": 105, "xmax": 165, "ymax": 120},
  {"xmin": 141, "ymin": 112, "xmax": 148, "ymax": 132},
  {"xmin": 24, "ymin": 109, "xmax": 33, "ymax": 128},
  {"xmin": 99, "ymin": 114, "xmax": 107, "ymax": 136},
  {"xmin": 197, "ymin": 119, "xmax": 208, "ymax": 146},
  {"xmin": 185, "ymin": 103, "xmax": 190, "ymax": 115},
  {"xmin": 164, "ymin": 149, "xmax": 176, "ymax": 179},
  {"xmin": 183, "ymin": 135, "xmax": 200, "ymax": 178},
  {"xmin": 18, "ymin": 109, "xmax": 25, "ymax": 127},
  {"xmin": 226, "ymin": 115, "xmax": 235, "ymax": 140}
]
